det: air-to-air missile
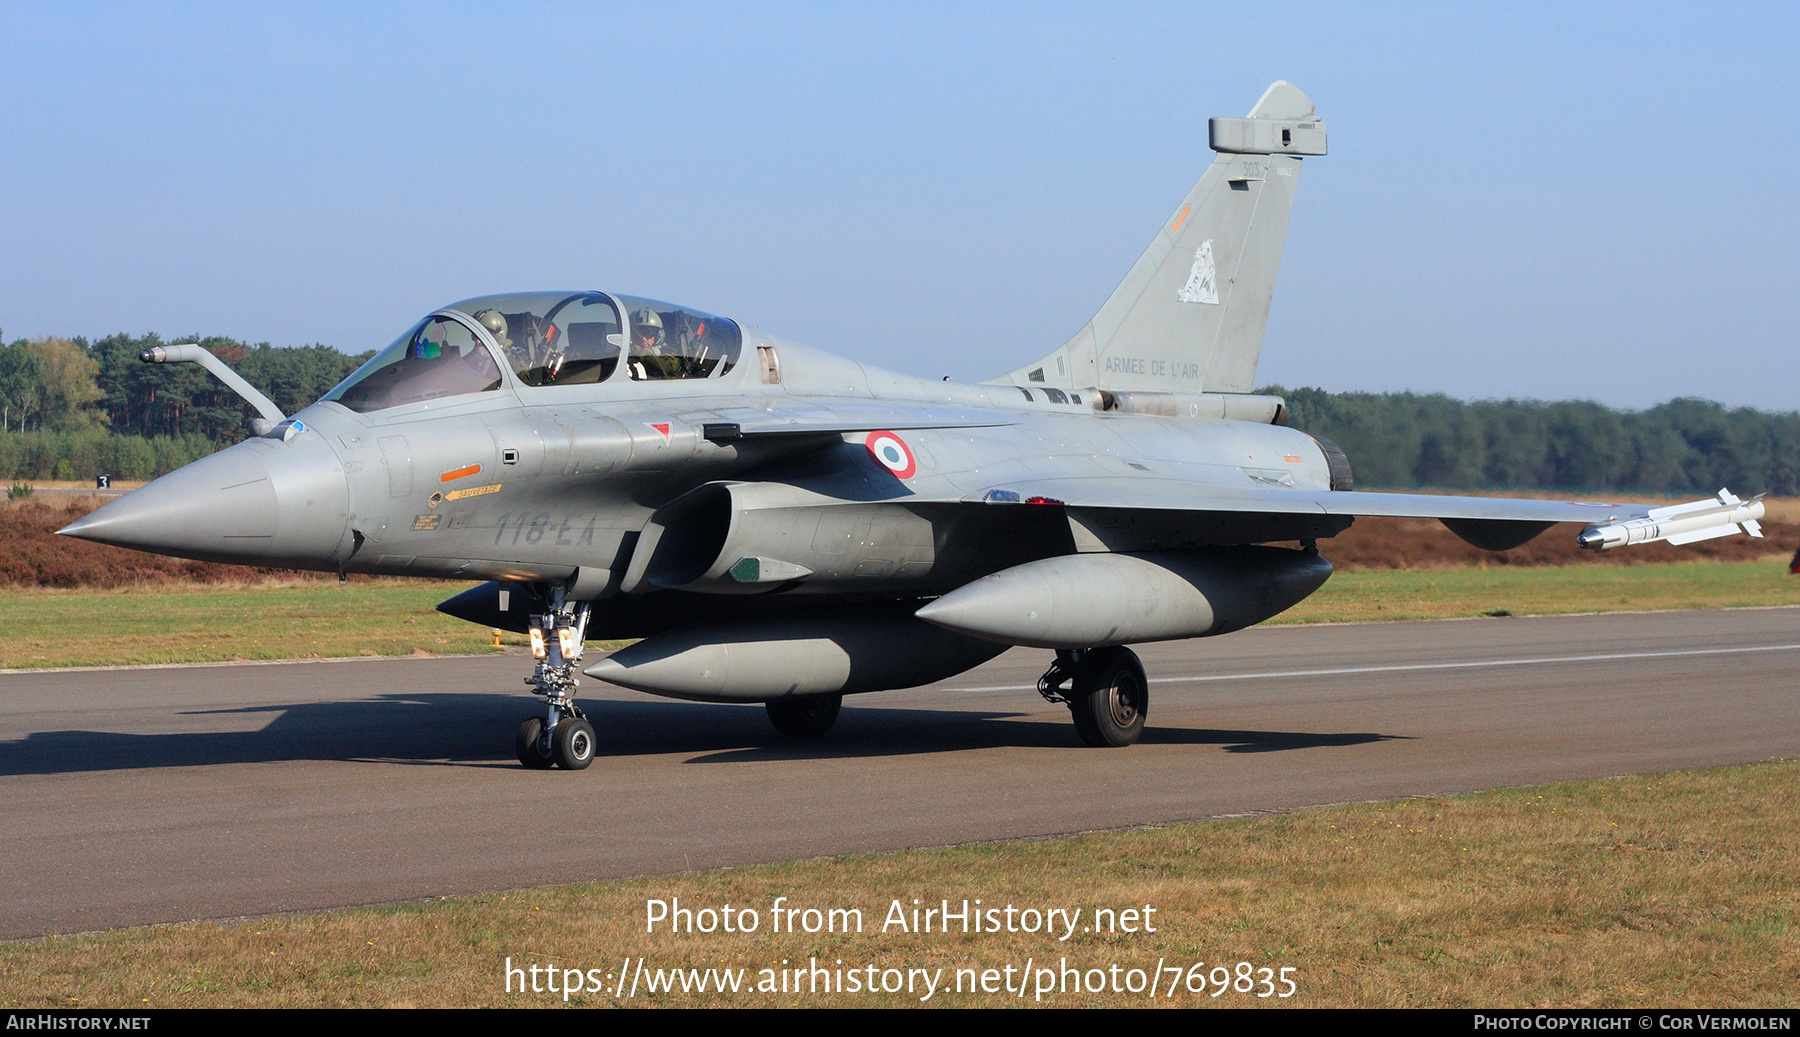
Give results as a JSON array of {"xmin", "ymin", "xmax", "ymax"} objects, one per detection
[{"xmin": 1575, "ymin": 490, "xmax": 1766, "ymax": 550}]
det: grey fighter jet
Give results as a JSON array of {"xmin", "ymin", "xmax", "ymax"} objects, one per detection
[{"xmin": 61, "ymin": 82, "xmax": 1765, "ymax": 769}]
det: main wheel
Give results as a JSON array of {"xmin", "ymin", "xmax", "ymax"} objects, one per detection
[
  {"xmin": 552, "ymin": 717, "xmax": 596, "ymax": 770},
  {"xmin": 765, "ymin": 694, "xmax": 843, "ymax": 737},
  {"xmin": 515, "ymin": 717, "xmax": 555, "ymax": 769},
  {"xmin": 1068, "ymin": 647, "xmax": 1148, "ymax": 747}
]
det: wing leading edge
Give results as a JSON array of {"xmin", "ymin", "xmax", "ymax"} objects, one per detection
[
  {"xmin": 678, "ymin": 401, "xmax": 1019, "ymax": 441},
  {"xmin": 953, "ymin": 480, "xmax": 1765, "ymax": 553}
]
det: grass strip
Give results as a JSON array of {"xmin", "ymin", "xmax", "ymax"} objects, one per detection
[
  {"xmin": 3, "ymin": 759, "xmax": 1795, "ymax": 1008},
  {"xmin": 3, "ymin": 560, "xmax": 1797, "ymax": 670},
  {"xmin": 1277, "ymin": 559, "xmax": 1800, "ymax": 625},
  {"xmin": 0, "ymin": 580, "xmax": 527, "ymax": 669}
]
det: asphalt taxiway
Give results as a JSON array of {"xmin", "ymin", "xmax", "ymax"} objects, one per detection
[{"xmin": 2, "ymin": 607, "xmax": 1797, "ymax": 940}]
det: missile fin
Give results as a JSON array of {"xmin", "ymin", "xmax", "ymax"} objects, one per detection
[{"xmin": 1665, "ymin": 524, "xmax": 1742, "ymax": 546}]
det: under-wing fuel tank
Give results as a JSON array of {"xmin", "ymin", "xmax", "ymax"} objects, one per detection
[
  {"xmin": 914, "ymin": 546, "xmax": 1332, "ymax": 649},
  {"xmin": 581, "ymin": 608, "xmax": 1009, "ymax": 702}
]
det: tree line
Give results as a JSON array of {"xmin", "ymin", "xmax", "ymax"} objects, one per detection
[
  {"xmin": 0, "ymin": 331, "xmax": 371, "ymax": 480},
  {"xmin": 1, "ymin": 330, "xmax": 371, "ymax": 439},
  {"xmin": 1271, "ymin": 386, "xmax": 1800, "ymax": 496},
  {"xmin": 1, "ymin": 328, "xmax": 1796, "ymax": 494}
]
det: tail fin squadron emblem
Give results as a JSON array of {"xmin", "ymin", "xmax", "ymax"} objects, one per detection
[{"xmin": 1176, "ymin": 239, "xmax": 1218, "ymax": 304}]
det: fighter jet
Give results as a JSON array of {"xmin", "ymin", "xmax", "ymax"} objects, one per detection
[{"xmin": 61, "ymin": 82, "xmax": 1766, "ymax": 770}]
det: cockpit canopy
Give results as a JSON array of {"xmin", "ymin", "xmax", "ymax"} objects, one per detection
[{"xmin": 324, "ymin": 291, "xmax": 742, "ymax": 413}]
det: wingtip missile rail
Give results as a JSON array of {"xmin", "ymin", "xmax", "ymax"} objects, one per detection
[{"xmin": 1577, "ymin": 489, "xmax": 1766, "ymax": 550}]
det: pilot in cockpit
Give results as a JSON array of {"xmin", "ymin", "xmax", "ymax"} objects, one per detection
[
  {"xmin": 629, "ymin": 307, "xmax": 683, "ymax": 379},
  {"xmin": 477, "ymin": 308, "xmax": 544, "ymax": 378},
  {"xmin": 474, "ymin": 309, "xmax": 512, "ymax": 353}
]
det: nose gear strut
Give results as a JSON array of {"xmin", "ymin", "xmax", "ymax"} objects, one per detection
[{"xmin": 516, "ymin": 592, "xmax": 596, "ymax": 770}]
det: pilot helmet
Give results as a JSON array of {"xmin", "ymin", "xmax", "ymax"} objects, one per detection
[
  {"xmin": 472, "ymin": 309, "xmax": 512, "ymax": 348},
  {"xmin": 630, "ymin": 307, "xmax": 665, "ymax": 350}
]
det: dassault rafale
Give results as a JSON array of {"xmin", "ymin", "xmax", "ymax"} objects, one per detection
[{"xmin": 62, "ymin": 83, "xmax": 1765, "ymax": 770}]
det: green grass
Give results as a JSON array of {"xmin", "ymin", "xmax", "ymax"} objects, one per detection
[
  {"xmin": 5, "ymin": 760, "xmax": 1795, "ymax": 1008},
  {"xmin": 2, "ymin": 561, "xmax": 1796, "ymax": 670},
  {"xmin": 0, "ymin": 580, "xmax": 526, "ymax": 669},
  {"xmin": 1277, "ymin": 559, "xmax": 1800, "ymax": 625}
]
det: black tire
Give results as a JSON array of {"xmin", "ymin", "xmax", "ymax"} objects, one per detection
[
  {"xmin": 515, "ymin": 717, "xmax": 555, "ymax": 769},
  {"xmin": 1068, "ymin": 647, "xmax": 1147, "ymax": 748},
  {"xmin": 765, "ymin": 694, "xmax": 843, "ymax": 737},
  {"xmin": 552, "ymin": 717, "xmax": 596, "ymax": 770}
]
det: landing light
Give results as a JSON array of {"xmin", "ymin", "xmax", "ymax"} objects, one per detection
[
  {"xmin": 556, "ymin": 623, "xmax": 582, "ymax": 662},
  {"xmin": 529, "ymin": 627, "xmax": 546, "ymax": 660}
]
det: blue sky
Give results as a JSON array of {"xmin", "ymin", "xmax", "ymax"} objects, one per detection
[{"xmin": 2, "ymin": 3, "xmax": 1795, "ymax": 409}]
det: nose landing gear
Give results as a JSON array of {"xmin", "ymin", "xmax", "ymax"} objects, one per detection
[{"xmin": 516, "ymin": 597, "xmax": 596, "ymax": 770}]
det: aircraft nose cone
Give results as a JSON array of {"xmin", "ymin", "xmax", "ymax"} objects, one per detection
[{"xmin": 59, "ymin": 437, "xmax": 351, "ymax": 567}]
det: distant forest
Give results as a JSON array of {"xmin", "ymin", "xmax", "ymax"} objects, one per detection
[
  {"xmin": 0, "ymin": 332, "xmax": 371, "ymax": 480},
  {"xmin": 1269, "ymin": 386, "xmax": 1800, "ymax": 497},
  {"xmin": 0, "ymin": 329, "xmax": 1795, "ymax": 495}
]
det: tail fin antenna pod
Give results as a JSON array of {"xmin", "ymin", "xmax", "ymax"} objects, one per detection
[{"xmin": 1003, "ymin": 81, "xmax": 1325, "ymax": 395}]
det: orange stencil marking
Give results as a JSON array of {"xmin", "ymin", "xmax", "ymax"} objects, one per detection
[
  {"xmin": 445, "ymin": 483, "xmax": 502, "ymax": 502},
  {"xmin": 440, "ymin": 464, "xmax": 482, "ymax": 483},
  {"xmin": 1283, "ymin": 455, "xmax": 1303, "ymax": 463},
  {"xmin": 1171, "ymin": 205, "xmax": 1191, "ymax": 234}
]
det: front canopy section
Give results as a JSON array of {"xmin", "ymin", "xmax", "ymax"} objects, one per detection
[{"xmin": 324, "ymin": 314, "xmax": 503, "ymax": 413}]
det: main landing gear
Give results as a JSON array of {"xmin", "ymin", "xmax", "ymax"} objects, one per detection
[
  {"xmin": 765, "ymin": 693, "xmax": 843, "ymax": 737},
  {"xmin": 1037, "ymin": 646, "xmax": 1148, "ymax": 747},
  {"xmin": 515, "ymin": 595, "xmax": 596, "ymax": 770}
]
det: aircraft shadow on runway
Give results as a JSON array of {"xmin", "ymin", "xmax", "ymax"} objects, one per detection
[
  {"xmin": 684, "ymin": 722, "xmax": 1406, "ymax": 763},
  {"xmin": 0, "ymin": 693, "xmax": 1405, "ymax": 774}
]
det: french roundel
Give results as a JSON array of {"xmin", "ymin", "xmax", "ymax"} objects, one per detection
[{"xmin": 865, "ymin": 430, "xmax": 916, "ymax": 479}]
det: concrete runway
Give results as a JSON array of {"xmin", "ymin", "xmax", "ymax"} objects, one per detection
[{"xmin": 2, "ymin": 607, "xmax": 1797, "ymax": 940}]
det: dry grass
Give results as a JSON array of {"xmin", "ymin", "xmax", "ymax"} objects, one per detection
[
  {"xmin": 3, "ymin": 760, "xmax": 1794, "ymax": 1008},
  {"xmin": 1287, "ymin": 513, "xmax": 1800, "ymax": 570},
  {"xmin": 0, "ymin": 496, "xmax": 325, "ymax": 588},
  {"xmin": 9, "ymin": 480, "xmax": 149, "ymax": 492}
]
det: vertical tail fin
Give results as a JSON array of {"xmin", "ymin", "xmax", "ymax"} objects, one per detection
[{"xmin": 1003, "ymin": 81, "xmax": 1324, "ymax": 395}]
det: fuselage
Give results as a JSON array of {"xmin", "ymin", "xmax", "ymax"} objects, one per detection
[{"xmin": 63, "ymin": 291, "xmax": 1343, "ymax": 644}]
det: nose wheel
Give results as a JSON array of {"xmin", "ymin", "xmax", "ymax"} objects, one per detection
[
  {"xmin": 515, "ymin": 712, "xmax": 594, "ymax": 770},
  {"xmin": 551, "ymin": 715, "xmax": 596, "ymax": 769},
  {"xmin": 515, "ymin": 717, "xmax": 554, "ymax": 769},
  {"xmin": 516, "ymin": 597, "xmax": 597, "ymax": 770},
  {"xmin": 1038, "ymin": 646, "xmax": 1148, "ymax": 747}
]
